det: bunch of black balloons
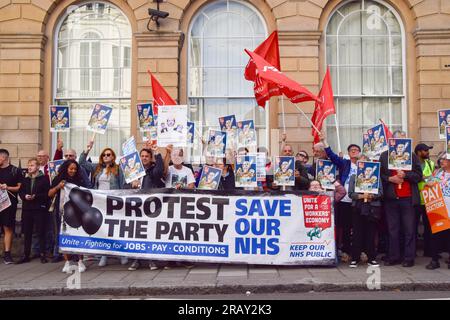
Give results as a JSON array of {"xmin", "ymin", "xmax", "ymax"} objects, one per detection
[{"xmin": 64, "ymin": 188, "xmax": 103, "ymax": 235}]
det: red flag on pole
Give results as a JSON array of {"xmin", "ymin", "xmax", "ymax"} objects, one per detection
[
  {"xmin": 312, "ymin": 67, "xmax": 336, "ymax": 143},
  {"xmin": 244, "ymin": 32, "xmax": 281, "ymax": 105},
  {"xmin": 148, "ymin": 70, "xmax": 177, "ymax": 115},
  {"xmin": 379, "ymin": 118, "xmax": 393, "ymax": 139},
  {"xmin": 245, "ymin": 31, "xmax": 280, "ymax": 80},
  {"xmin": 244, "ymin": 49, "xmax": 319, "ymax": 107}
]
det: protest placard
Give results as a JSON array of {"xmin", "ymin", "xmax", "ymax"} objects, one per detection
[
  {"xmin": 388, "ymin": 138, "xmax": 412, "ymax": 171},
  {"xmin": 235, "ymin": 155, "xmax": 257, "ymax": 188},
  {"xmin": 355, "ymin": 161, "xmax": 381, "ymax": 195},
  {"xmin": 137, "ymin": 103, "xmax": 154, "ymax": 132},
  {"xmin": 422, "ymin": 183, "xmax": 450, "ymax": 234},
  {"xmin": 438, "ymin": 109, "xmax": 450, "ymax": 140},
  {"xmin": 273, "ymin": 156, "xmax": 295, "ymax": 187},
  {"xmin": 119, "ymin": 151, "xmax": 146, "ymax": 184},
  {"xmin": 50, "ymin": 105, "xmax": 70, "ymax": 132},
  {"xmin": 87, "ymin": 104, "xmax": 112, "ymax": 135},
  {"xmin": 157, "ymin": 105, "xmax": 187, "ymax": 147},
  {"xmin": 197, "ymin": 166, "xmax": 221, "ymax": 190},
  {"xmin": 316, "ymin": 159, "xmax": 336, "ymax": 190}
]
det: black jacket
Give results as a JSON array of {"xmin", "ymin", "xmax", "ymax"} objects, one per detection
[
  {"xmin": 142, "ymin": 154, "xmax": 165, "ymax": 189},
  {"xmin": 218, "ymin": 165, "xmax": 236, "ymax": 191},
  {"xmin": 295, "ymin": 160, "xmax": 310, "ymax": 190},
  {"xmin": 379, "ymin": 150, "xmax": 422, "ymax": 206},
  {"xmin": 19, "ymin": 174, "xmax": 50, "ymax": 211}
]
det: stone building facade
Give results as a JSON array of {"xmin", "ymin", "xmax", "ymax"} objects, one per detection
[{"xmin": 0, "ymin": 0, "xmax": 449, "ymax": 165}]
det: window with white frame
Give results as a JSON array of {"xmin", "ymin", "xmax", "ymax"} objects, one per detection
[
  {"xmin": 188, "ymin": 0, "xmax": 268, "ymax": 162},
  {"xmin": 325, "ymin": 0, "xmax": 405, "ymax": 151},
  {"xmin": 55, "ymin": 2, "xmax": 131, "ymax": 158}
]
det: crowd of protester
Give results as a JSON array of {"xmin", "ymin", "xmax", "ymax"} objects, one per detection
[{"xmin": 0, "ymin": 129, "xmax": 447, "ymax": 273}]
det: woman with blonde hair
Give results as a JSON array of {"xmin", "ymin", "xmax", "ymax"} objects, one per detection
[{"xmin": 79, "ymin": 140, "xmax": 126, "ymax": 267}]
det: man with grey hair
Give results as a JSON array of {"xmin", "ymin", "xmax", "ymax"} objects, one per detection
[
  {"xmin": 308, "ymin": 141, "xmax": 328, "ymax": 178},
  {"xmin": 379, "ymin": 130, "xmax": 422, "ymax": 267}
]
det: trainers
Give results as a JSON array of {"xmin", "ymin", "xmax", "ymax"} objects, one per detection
[
  {"xmin": 367, "ymin": 260, "xmax": 379, "ymax": 267},
  {"xmin": 402, "ymin": 260, "xmax": 414, "ymax": 267},
  {"xmin": 120, "ymin": 257, "xmax": 129, "ymax": 265},
  {"xmin": 16, "ymin": 256, "xmax": 31, "ymax": 264},
  {"xmin": 349, "ymin": 261, "xmax": 358, "ymax": 268},
  {"xmin": 78, "ymin": 260, "xmax": 86, "ymax": 273},
  {"xmin": 62, "ymin": 261, "xmax": 71, "ymax": 273},
  {"xmin": 128, "ymin": 260, "xmax": 140, "ymax": 271},
  {"xmin": 426, "ymin": 260, "xmax": 440, "ymax": 270},
  {"xmin": 40, "ymin": 255, "xmax": 48, "ymax": 264},
  {"xmin": 98, "ymin": 256, "xmax": 107, "ymax": 267},
  {"xmin": 149, "ymin": 262, "xmax": 159, "ymax": 271},
  {"xmin": 3, "ymin": 253, "xmax": 14, "ymax": 265}
]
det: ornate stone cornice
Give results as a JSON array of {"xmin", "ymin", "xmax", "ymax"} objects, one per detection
[
  {"xmin": 0, "ymin": 34, "xmax": 47, "ymax": 45},
  {"xmin": 278, "ymin": 31, "xmax": 322, "ymax": 41},
  {"xmin": 413, "ymin": 29, "xmax": 450, "ymax": 41}
]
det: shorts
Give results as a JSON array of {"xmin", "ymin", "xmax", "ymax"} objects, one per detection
[{"xmin": 0, "ymin": 203, "xmax": 17, "ymax": 228}]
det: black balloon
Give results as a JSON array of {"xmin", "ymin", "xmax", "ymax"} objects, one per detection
[
  {"xmin": 81, "ymin": 207, "xmax": 103, "ymax": 235},
  {"xmin": 69, "ymin": 188, "xmax": 93, "ymax": 209},
  {"xmin": 63, "ymin": 201, "xmax": 82, "ymax": 228}
]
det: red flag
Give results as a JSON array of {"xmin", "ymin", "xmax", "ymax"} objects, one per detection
[
  {"xmin": 244, "ymin": 32, "xmax": 281, "ymax": 106},
  {"xmin": 148, "ymin": 70, "xmax": 177, "ymax": 115},
  {"xmin": 379, "ymin": 118, "xmax": 393, "ymax": 139},
  {"xmin": 245, "ymin": 31, "xmax": 280, "ymax": 81},
  {"xmin": 312, "ymin": 67, "xmax": 336, "ymax": 143},
  {"xmin": 244, "ymin": 49, "xmax": 319, "ymax": 107}
]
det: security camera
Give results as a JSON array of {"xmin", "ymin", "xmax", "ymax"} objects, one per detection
[{"xmin": 148, "ymin": 8, "xmax": 169, "ymax": 19}]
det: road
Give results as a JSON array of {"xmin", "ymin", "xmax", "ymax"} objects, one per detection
[{"xmin": 5, "ymin": 291, "xmax": 450, "ymax": 300}]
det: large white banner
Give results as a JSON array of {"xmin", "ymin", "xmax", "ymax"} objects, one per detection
[{"xmin": 59, "ymin": 184, "xmax": 336, "ymax": 266}]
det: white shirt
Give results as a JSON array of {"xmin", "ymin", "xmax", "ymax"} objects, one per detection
[
  {"xmin": 97, "ymin": 169, "xmax": 111, "ymax": 190},
  {"xmin": 165, "ymin": 166, "xmax": 195, "ymax": 188}
]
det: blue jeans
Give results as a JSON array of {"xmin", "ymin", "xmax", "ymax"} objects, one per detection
[
  {"xmin": 385, "ymin": 198, "xmax": 416, "ymax": 262},
  {"xmin": 52, "ymin": 211, "xmax": 62, "ymax": 257}
]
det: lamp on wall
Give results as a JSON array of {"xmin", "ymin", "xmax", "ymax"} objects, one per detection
[{"xmin": 147, "ymin": 0, "xmax": 169, "ymax": 31}]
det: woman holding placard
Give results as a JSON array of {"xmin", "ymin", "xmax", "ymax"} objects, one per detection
[
  {"xmin": 79, "ymin": 140, "xmax": 127, "ymax": 267},
  {"xmin": 425, "ymin": 152, "xmax": 450, "ymax": 270}
]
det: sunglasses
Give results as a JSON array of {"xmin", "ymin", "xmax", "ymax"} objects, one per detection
[
  {"xmin": 64, "ymin": 154, "xmax": 75, "ymax": 158},
  {"xmin": 102, "ymin": 153, "xmax": 112, "ymax": 157},
  {"xmin": 297, "ymin": 154, "xmax": 307, "ymax": 157}
]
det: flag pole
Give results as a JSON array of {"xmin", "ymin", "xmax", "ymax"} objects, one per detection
[
  {"xmin": 334, "ymin": 114, "xmax": 342, "ymax": 153},
  {"xmin": 281, "ymin": 96, "xmax": 286, "ymax": 134},
  {"xmin": 293, "ymin": 104, "xmax": 321, "ymax": 134}
]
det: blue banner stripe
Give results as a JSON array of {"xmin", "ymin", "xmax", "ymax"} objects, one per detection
[{"xmin": 59, "ymin": 235, "xmax": 229, "ymax": 257}]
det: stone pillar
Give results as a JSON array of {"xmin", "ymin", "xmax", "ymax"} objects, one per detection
[
  {"xmin": 0, "ymin": 34, "xmax": 46, "ymax": 166},
  {"xmin": 414, "ymin": 29, "xmax": 450, "ymax": 156},
  {"xmin": 134, "ymin": 32, "xmax": 182, "ymax": 146}
]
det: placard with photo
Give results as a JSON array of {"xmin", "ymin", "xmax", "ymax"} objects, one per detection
[
  {"xmin": 137, "ymin": 103, "xmax": 154, "ymax": 132},
  {"xmin": 235, "ymin": 155, "xmax": 257, "ymax": 188},
  {"xmin": 388, "ymin": 138, "xmax": 413, "ymax": 171},
  {"xmin": 316, "ymin": 159, "xmax": 337, "ymax": 190},
  {"xmin": 50, "ymin": 105, "xmax": 70, "ymax": 132},
  {"xmin": 87, "ymin": 104, "xmax": 113, "ymax": 134},
  {"xmin": 273, "ymin": 156, "xmax": 295, "ymax": 186},
  {"xmin": 157, "ymin": 105, "xmax": 187, "ymax": 147},
  {"xmin": 197, "ymin": 165, "xmax": 222, "ymax": 190},
  {"xmin": 355, "ymin": 161, "xmax": 381, "ymax": 195},
  {"xmin": 119, "ymin": 151, "xmax": 146, "ymax": 184}
]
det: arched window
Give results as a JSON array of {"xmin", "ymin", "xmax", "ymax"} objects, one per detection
[
  {"xmin": 325, "ymin": 0, "xmax": 405, "ymax": 150},
  {"xmin": 55, "ymin": 2, "xmax": 131, "ymax": 157},
  {"xmin": 188, "ymin": 0, "xmax": 268, "ymax": 160}
]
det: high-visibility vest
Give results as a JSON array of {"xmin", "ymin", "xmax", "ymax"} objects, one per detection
[{"xmin": 419, "ymin": 159, "xmax": 435, "ymax": 205}]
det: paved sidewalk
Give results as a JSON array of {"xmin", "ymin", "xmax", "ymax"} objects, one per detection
[{"xmin": 1, "ymin": 254, "xmax": 450, "ymax": 298}]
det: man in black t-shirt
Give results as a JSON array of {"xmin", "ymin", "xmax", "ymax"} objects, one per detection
[{"xmin": 0, "ymin": 149, "xmax": 22, "ymax": 264}]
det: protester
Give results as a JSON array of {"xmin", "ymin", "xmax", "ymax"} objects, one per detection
[
  {"xmin": 128, "ymin": 143, "xmax": 166, "ymax": 271},
  {"xmin": 48, "ymin": 160, "xmax": 88, "ymax": 272},
  {"xmin": 319, "ymin": 133, "xmax": 361, "ymax": 261},
  {"xmin": 256, "ymin": 146, "xmax": 274, "ymax": 191},
  {"xmin": 0, "ymin": 149, "xmax": 21, "ymax": 264},
  {"xmin": 165, "ymin": 147, "xmax": 195, "ymax": 189},
  {"xmin": 215, "ymin": 157, "xmax": 235, "ymax": 190},
  {"xmin": 380, "ymin": 130, "xmax": 422, "ymax": 267},
  {"xmin": 309, "ymin": 179, "xmax": 346, "ymax": 203},
  {"xmin": 17, "ymin": 158, "xmax": 50, "ymax": 264},
  {"xmin": 414, "ymin": 143, "xmax": 435, "ymax": 257},
  {"xmin": 296, "ymin": 150, "xmax": 311, "ymax": 169},
  {"xmin": 309, "ymin": 141, "xmax": 328, "ymax": 178},
  {"xmin": 279, "ymin": 137, "xmax": 310, "ymax": 191},
  {"xmin": 425, "ymin": 152, "xmax": 450, "ymax": 269},
  {"xmin": 79, "ymin": 140, "xmax": 127, "ymax": 267},
  {"xmin": 164, "ymin": 147, "xmax": 195, "ymax": 269},
  {"xmin": 348, "ymin": 155, "xmax": 382, "ymax": 268}
]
